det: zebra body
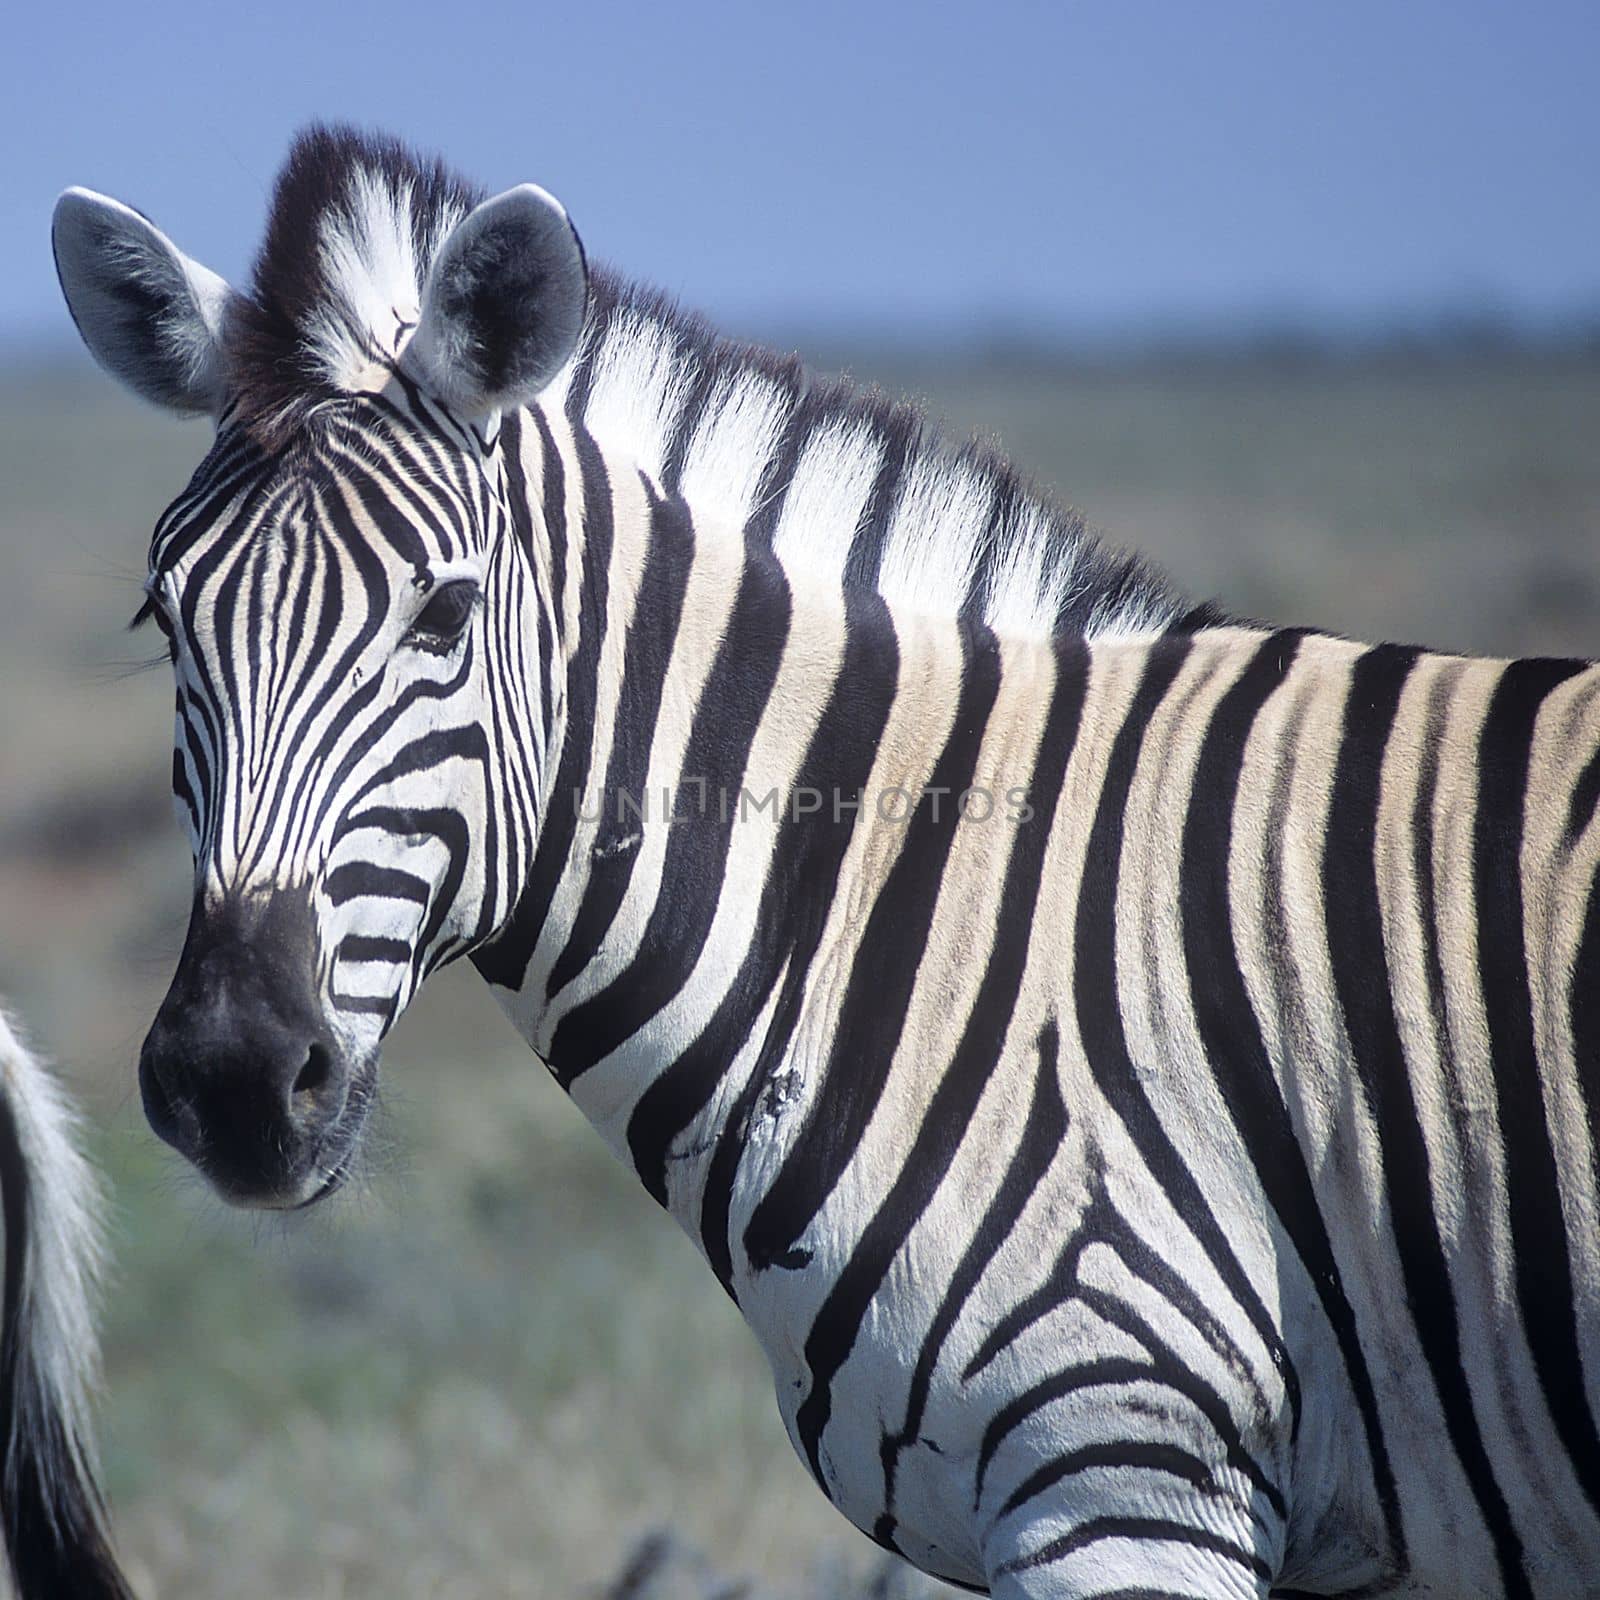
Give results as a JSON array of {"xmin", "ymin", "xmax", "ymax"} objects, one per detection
[{"xmin": 51, "ymin": 127, "xmax": 1600, "ymax": 1596}]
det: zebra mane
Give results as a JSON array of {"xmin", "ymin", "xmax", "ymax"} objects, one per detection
[
  {"xmin": 562, "ymin": 274, "xmax": 1194, "ymax": 642},
  {"xmin": 225, "ymin": 125, "xmax": 482, "ymax": 443},
  {"xmin": 230, "ymin": 125, "xmax": 1196, "ymax": 644}
]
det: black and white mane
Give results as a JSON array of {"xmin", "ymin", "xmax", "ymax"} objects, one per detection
[{"xmin": 224, "ymin": 125, "xmax": 1202, "ymax": 645}]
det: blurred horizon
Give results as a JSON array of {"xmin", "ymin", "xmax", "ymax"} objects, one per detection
[{"xmin": 18, "ymin": 295, "xmax": 1600, "ymax": 376}]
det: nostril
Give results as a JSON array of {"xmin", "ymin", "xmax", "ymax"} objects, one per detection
[
  {"xmin": 293, "ymin": 1042, "xmax": 332, "ymax": 1103},
  {"xmin": 141, "ymin": 1055, "xmax": 182, "ymax": 1140},
  {"xmin": 140, "ymin": 1040, "xmax": 201, "ymax": 1156}
]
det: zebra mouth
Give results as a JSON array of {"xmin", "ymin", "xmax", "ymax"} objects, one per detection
[
  {"xmin": 285, "ymin": 1056, "xmax": 379, "ymax": 1210},
  {"xmin": 292, "ymin": 1154, "xmax": 353, "ymax": 1209},
  {"xmin": 209, "ymin": 1053, "xmax": 379, "ymax": 1212}
]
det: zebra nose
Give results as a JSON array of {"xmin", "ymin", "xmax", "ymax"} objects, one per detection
[
  {"xmin": 139, "ymin": 1002, "xmax": 352, "ymax": 1202},
  {"xmin": 140, "ymin": 889, "xmax": 351, "ymax": 1204},
  {"xmin": 139, "ymin": 994, "xmax": 351, "ymax": 1201},
  {"xmin": 137, "ymin": 1039, "xmax": 198, "ymax": 1152}
]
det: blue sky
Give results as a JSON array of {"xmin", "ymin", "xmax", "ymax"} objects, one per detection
[{"xmin": 5, "ymin": 0, "xmax": 1597, "ymax": 352}]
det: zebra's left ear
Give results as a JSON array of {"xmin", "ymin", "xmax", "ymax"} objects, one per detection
[{"xmin": 405, "ymin": 184, "xmax": 589, "ymax": 418}]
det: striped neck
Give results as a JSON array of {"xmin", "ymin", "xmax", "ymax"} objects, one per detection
[{"xmin": 473, "ymin": 403, "xmax": 1062, "ymax": 1235}]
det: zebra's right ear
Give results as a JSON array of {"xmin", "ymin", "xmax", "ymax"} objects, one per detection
[
  {"xmin": 405, "ymin": 184, "xmax": 589, "ymax": 418},
  {"xmin": 52, "ymin": 188, "xmax": 232, "ymax": 415}
]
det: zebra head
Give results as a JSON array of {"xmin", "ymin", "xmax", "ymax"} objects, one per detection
[{"xmin": 52, "ymin": 136, "xmax": 588, "ymax": 1206}]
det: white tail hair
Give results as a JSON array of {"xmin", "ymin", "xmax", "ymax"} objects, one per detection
[{"xmin": 0, "ymin": 1007, "xmax": 133, "ymax": 1598}]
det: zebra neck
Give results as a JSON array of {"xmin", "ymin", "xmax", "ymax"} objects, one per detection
[{"xmin": 479, "ymin": 442, "xmax": 1020, "ymax": 1225}]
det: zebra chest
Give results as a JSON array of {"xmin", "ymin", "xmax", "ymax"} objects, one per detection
[{"xmin": 743, "ymin": 1248, "xmax": 998, "ymax": 1589}]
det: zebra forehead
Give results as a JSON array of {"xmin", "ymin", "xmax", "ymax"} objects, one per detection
[{"xmin": 151, "ymin": 421, "xmax": 464, "ymax": 584}]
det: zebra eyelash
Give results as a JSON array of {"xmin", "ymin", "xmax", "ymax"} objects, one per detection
[
  {"xmin": 130, "ymin": 591, "xmax": 175, "ymax": 632},
  {"xmin": 130, "ymin": 593, "xmax": 177, "ymax": 661}
]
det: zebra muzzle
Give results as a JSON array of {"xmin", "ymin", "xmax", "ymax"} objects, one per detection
[{"xmin": 138, "ymin": 888, "xmax": 362, "ymax": 1207}]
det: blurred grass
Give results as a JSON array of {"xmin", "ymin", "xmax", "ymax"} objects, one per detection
[{"xmin": 1, "ymin": 349, "xmax": 1598, "ymax": 1597}]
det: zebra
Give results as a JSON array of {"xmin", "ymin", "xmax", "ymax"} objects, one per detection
[
  {"xmin": 0, "ymin": 1007, "xmax": 132, "ymax": 1598},
  {"xmin": 48, "ymin": 122, "xmax": 1600, "ymax": 1597}
]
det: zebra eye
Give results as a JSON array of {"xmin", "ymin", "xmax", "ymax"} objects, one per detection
[
  {"xmin": 131, "ymin": 592, "xmax": 177, "ymax": 661},
  {"xmin": 407, "ymin": 579, "xmax": 479, "ymax": 652}
]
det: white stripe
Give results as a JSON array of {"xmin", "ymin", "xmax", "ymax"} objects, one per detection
[
  {"xmin": 678, "ymin": 370, "xmax": 790, "ymax": 532},
  {"xmin": 877, "ymin": 452, "xmax": 994, "ymax": 619},
  {"xmin": 583, "ymin": 312, "xmax": 691, "ymax": 486},
  {"xmin": 772, "ymin": 418, "xmax": 882, "ymax": 587}
]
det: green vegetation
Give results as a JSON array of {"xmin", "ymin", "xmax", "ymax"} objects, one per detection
[{"xmin": 2, "ymin": 350, "xmax": 1598, "ymax": 1596}]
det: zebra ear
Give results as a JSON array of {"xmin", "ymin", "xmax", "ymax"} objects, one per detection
[
  {"xmin": 405, "ymin": 184, "xmax": 589, "ymax": 417},
  {"xmin": 52, "ymin": 188, "xmax": 232, "ymax": 415}
]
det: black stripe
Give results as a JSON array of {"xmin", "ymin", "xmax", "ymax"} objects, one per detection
[
  {"xmin": 876, "ymin": 1016, "xmax": 1072, "ymax": 1547},
  {"xmin": 1408, "ymin": 666, "xmax": 1464, "ymax": 1141},
  {"xmin": 960, "ymin": 473, "xmax": 1013, "ymax": 626},
  {"xmin": 1071, "ymin": 638, "xmax": 1317, "ymax": 1528},
  {"xmin": 336, "ymin": 935, "xmax": 412, "ymax": 964},
  {"xmin": 182, "ymin": 509, "xmax": 265, "ymax": 841},
  {"xmin": 1178, "ymin": 631, "xmax": 1407, "ymax": 1564},
  {"xmin": 994, "ymin": 1439, "xmax": 1214, "ymax": 1523},
  {"xmin": 1322, "ymin": 644, "xmax": 1528, "ymax": 1591},
  {"xmin": 473, "ymin": 424, "xmax": 614, "ymax": 991},
  {"xmin": 658, "ymin": 347, "xmax": 722, "ymax": 493},
  {"xmin": 323, "ymin": 863, "xmax": 430, "ymax": 906},
  {"xmin": 329, "ymin": 993, "xmax": 394, "ymax": 1018},
  {"xmin": 178, "ymin": 691, "xmax": 215, "ymax": 832},
  {"xmin": 171, "ymin": 745, "xmax": 198, "ymax": 830},
  {"xmin": 993, "ymin": 1514, "xmax": 1270, "ymax": 1584},
  {"xmin": 741, "ymin": 621, "xmax": 1005, "ymax": 1278},
  {"xmin": 524, "ymin": 405, "xmax": 569, "ymax": 606},
  {"xmin": 974, "ymin": 1358, "xmax": 1160, "ymax": 1502},
  {"xmin": 476, "ymin": 556, "xmax": 537, "ymax": 920},
  {"xmin": 740, "ymin": 374, "xmax": 808, "ymax": 547},
  {"xmin": 1475, "ymin": 656, "xmax": 1600, "ymax": 1515},
  {"xmin": 549, "ymin": 546, "xmax": 793, "ymax": 1081},
  {"xmin": 498, "ymin": 410, "xmax": 535, "ymax": 560},
  {"xmin": 544, "ymin": 480, "xmax": 696, "ymax": 1001},
  {"xmin": 1077, "ymin": 1591, "xmax": 1204, "ymax": 1600},
  {"xmin": 790, "ymin": 643, "xmax": 1087, "ymax": 1503},
  {"xmin": 842, "ymin": 412, "xmax": 917, "ymax": 593},
  {"xmin": 619, "ymin": 588, "xmax": 896, "ymax": 1234},
  {"xmin": 1562, "ymin": 700, "xmax": 1600, "ymax": 848},
  {"xmin": 691, "ymin": 617, "xmax": 903, "ymax": 1289}
]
